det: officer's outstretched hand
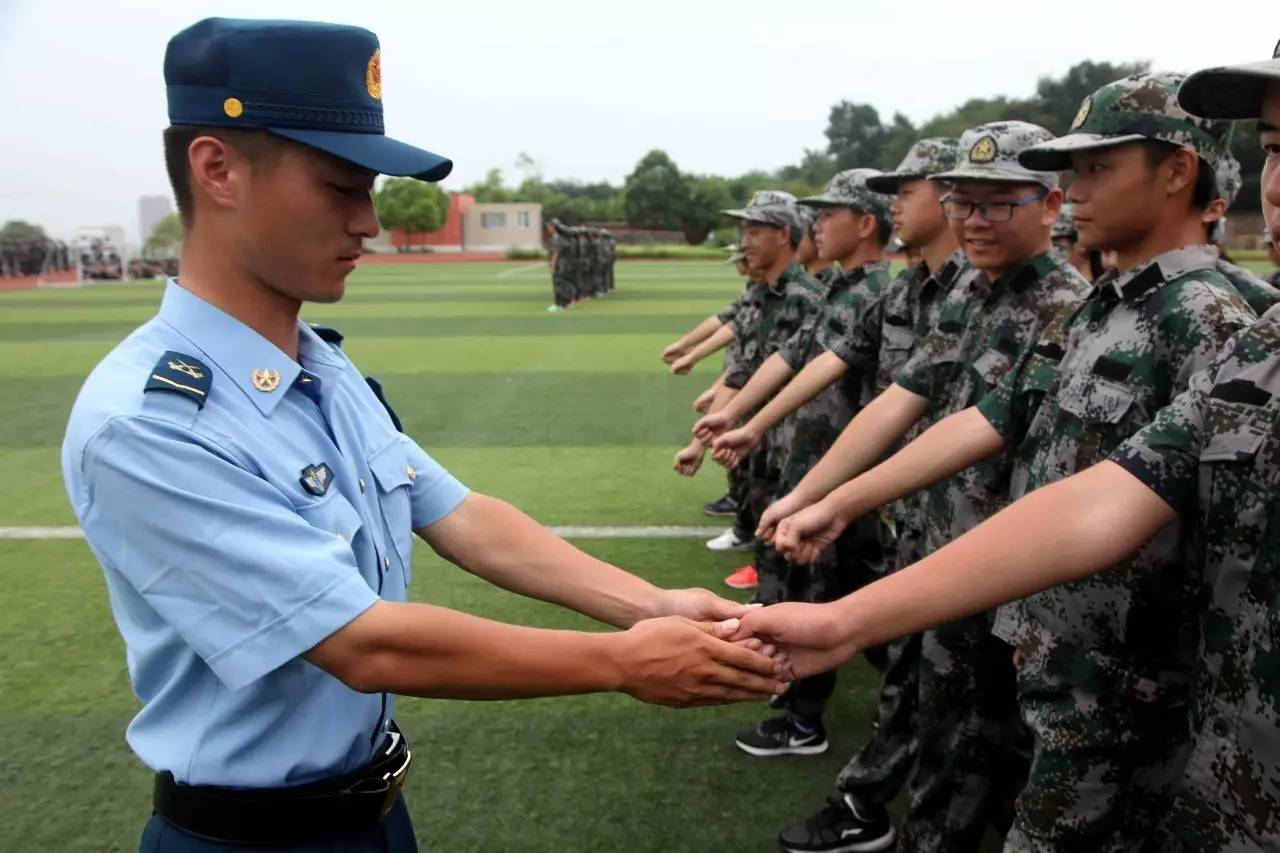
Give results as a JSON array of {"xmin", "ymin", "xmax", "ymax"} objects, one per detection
[
  {"xmin": 773, "ymin": 499, "xmax": 847, "ymax": 565},
  {"xmin": 711, "ymin": 426, "xmax": 760, "ymax": 469},
  {"xmin": 692, "ymin": 410, "xmax": 732, "ymax": 444},
  {"xmin": 673, "ymin": 442, "xmax": 705, "ymax": 477},
  {"xmin": 614, "ymin": 617, "xmax": 788, "ymax": 707},
  {"xmin": 692, "ymin": 387, "xmax": 717, "ymax": 415},
  {"xmin": 650, "ymin": 586, "xmax": 761, "ymax": 624},
  {"xmin": 731, "ymin": 602, "xmax": 857, "ymax": 681},
  {"xmin": 670, "ymin": 353, "xmax": 696, "ymax": 375},
  {"xmin": 661, "ymin": 341, "xmax": 689, "ymax": 365}
]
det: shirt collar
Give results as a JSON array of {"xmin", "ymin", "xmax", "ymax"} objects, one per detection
[
  {"xmin": 157, "ymin": 280, "xmax": 344, "ymax": 417},
  {"xmin": 1092, "ymin": 244, "xmax": 1219, "ymax": 304},
  {"xmin": 764, "ymin": 261, "xmax": 806, "ymax": 296}
]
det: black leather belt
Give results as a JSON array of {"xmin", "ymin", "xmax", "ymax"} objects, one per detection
[{"xmin": 153, "ymin": 726, "xmax": 412, "ymax": 846}]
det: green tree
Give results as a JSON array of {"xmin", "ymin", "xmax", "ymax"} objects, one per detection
[
  {"xmin": 623, "ymin": 149, "xmax": 689, "ymax": 230},
  {"xmin": 143, "ymin": 213, "xmax": 182, "ymax": 257},
  {"xmin": 374, "ymin": 178, "xmax": 448, "ymax": 239},
  {"xmin": 681, "ymin": 175, "xmax": 735, "ymax": 244},
  {"xmin": 461, "ymin": 168, "xmax": 515, "ymax": 202},
  {"xmin": 0, "ymin": 220, "xmax": 45, "ymax": 244},
  {"xmin": 825, "ymin": 102, "xmax": 887, "ymax": 170}
]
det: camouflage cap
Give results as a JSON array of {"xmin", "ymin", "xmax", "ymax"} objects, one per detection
[
  {"xmin": 1051, "ymin": 203, "xmax": 1077, "ymax": 239},
  {"xmin": 930, "ymin": 122, "xmax": 1059, "ymax": 189},
  {"xmin": 722, "ymin": 189, "xmax": 802, "ymax": 231},
  {"xmin": 1216, "ymin": 154, "xmax": 1243, "ymax": 206},
  {"xmin": 798, "ymin": 168, "xmax": 893, "ymax": 233},
  {"xmin": 865, "ymin": 138, "xmax": 960, "ymax": 193},
  {"xmin": 1179, "ymin": 41, "xmax": 1280, "ymax": 119},
  {"xmin": 795, "ymin": 204, "xmax": 819, "ymax": 236},
  {"xmin": 1019, "ymin": 72, "xmax": 1233, "ymax": 174}
]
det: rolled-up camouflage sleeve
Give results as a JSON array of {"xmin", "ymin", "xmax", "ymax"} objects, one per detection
[
  {"xmin": 718, "ymin": 291, "xmax": 747, "ymax": 326},
  {"xmin": 826, "ymin": 292, "xmax": 884, "ymax": 373},
  {"xmin": 777, "ymin": 324, "xmax": 812, "ymax": 372},
  {"xmin": 1108, "ymin": 365, "xmax": 1212, "ymax": 513}
]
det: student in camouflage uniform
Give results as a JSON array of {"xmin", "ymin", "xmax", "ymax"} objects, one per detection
[
  {"xmin": 1206, "ymin": 154, "xmax": 1280, "ymax": 314},
  {"xmin": 758, "ymin": 122, "xmax": 1088, "ymax": 852},
  {"xmin": 689, "ymin": 171, "xmax": 894, "ymax": 755},
  {"xmin": 769, "ymin": 73, "xmax": 1259, "ymax": 852},
  {"xmin": 738, "ymin": 51, "xmax": 1280, "ymax": 853},
  {"xmin": 602, "ymin": 229, "xmax": 616, "ymax": 292},
  {"xmin": 768, "ymin": 138, "xmax": 965, "ymax": 853},
  {"xmin": 795, "ymin": 206, "xmax": 835, "ymax": 284},
  {"xmin": 545, "ymin": 219, "xmax": 571, "ymax": 311}
]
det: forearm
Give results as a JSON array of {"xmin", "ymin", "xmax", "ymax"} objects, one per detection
[
  {"xmin": 324, "ymin": 601, "xmax": 622, "ymax": 700},
  {"xmin": 679, "ymin": 316, "xmax": 723, "ymax": 349},
  {"xmin": 746, "ymin": 351, "xmax": 847, "ymax": 436},
  {"xmin": 422, "ymin": 493, "xmax": 659, "ymax": 628},
  {"xmin": 792, "ymin": 386, "xmax": 929, "ymax": 502},
  {"xmin": 716, "ymin": 353, "xmax": 795, "ymax": 423},
  {"xmin": 707, "ymin": 384, "xmax": 739, "ymax": 415},
  {"xmin": 835, "ymin": 461, "xmax": 1176, "ymax": 651},
  {"xmin": 827, "ymin": 406, "xmax": 1006, "ymax": 522},
  {"xmin": 686, "ymin": 325, "xmax": 737, "ymax": 364}
]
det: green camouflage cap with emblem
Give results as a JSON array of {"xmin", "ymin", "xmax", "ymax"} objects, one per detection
[
  {"xmin": 722, "ymin": 189, "xmax": 802, "ymax": 231},
  {"xmin": 930, "ymin": 122, "xmax": 1059, "ymax": 189},
  {"xmin": 1019, "ymin": 72, "xmax": 1233, "ymax": 174},
  {"xmin": 866, "ymin": 137, "xmax": 960, "ymax": 193},
  {"xmin": 795, "ymin": 204, "xmax": 819, "ymax": 236},
  {"xmin": 1179, "ymin": 40, "xmax": 1280, "ymax": 119},
  {"xmin": 799, "ymin": 168, "xmax": 893, "ymax": 234}
]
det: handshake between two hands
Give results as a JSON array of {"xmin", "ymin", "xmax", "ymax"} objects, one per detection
[{"xmin": 620, "ymin": 588, "xmax": 857, "ymax": 709}]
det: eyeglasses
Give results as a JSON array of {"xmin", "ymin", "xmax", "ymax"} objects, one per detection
[{"xmin": 940, "ymin": 190, "xmax": 1047, "ymax": 223}]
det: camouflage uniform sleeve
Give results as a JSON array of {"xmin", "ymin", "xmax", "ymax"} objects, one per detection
[
  {"xmin": 718, "ymin": 291, "xmax": 746, "ymax": 326},
  {"xmin": 776, "ymin": 323, "xmax": 813, "ymax": 372},
  {"xmin": 824, "ymin": 290, "xmax": 884, "ymax": 373},
  {"xmin": 894, "ymin": 320, "xmax": 959, "ymax": 399},
  {"xmin": 1108, "ymin": 351, "xmax": 1222, "ymax": 513}
]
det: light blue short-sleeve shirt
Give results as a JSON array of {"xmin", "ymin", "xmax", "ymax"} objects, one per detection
[{"xmin": 61, "ymin": 280, "xmax": 469, "ymax": 788}]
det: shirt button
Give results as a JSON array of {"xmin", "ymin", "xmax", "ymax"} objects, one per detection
[
  {"xmin": 406, "ymin": 465, "xmax": 416, "ymax": 481},
  {"xmin": 1212, "ymin": 718, "xmax": 1231, "ymax": 738},
  {"xmin": 359, "ymin": 478, "xmax": 366, "ymax": 493},
  {"xmin": 383, "ymin": 556, "xmax": 390, "ymax": 572},
  {"xmin": 335, "ymin": 533, "xmax": 346, "ymax": 542}
]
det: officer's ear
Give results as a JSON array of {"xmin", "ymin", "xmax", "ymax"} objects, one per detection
[
  {"xmin": 1038, "ymin": 187, "xmax": 1064, "ymax": 228},
  {"xmin": 187, "ymin": 135, "xmax": 246, "ymax": 215}
]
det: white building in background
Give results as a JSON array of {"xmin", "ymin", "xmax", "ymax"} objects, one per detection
[
  {"xmin": 138, "ymin": 195, "xmax": 173, "ymax": 242},
  {"xmin": 461, "ymin": 202, "xmax": 542, "ymax": 252}
]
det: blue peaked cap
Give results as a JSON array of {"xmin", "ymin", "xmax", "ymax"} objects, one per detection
[{"xmin": 164, "ymin": 18, "xmax": 452, "ymax": 181}]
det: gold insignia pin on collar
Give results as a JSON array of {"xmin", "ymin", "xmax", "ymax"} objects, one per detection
[
  {"xmin": 252, "ymin": 368, "xmax": 281, "ymax": 393},
  {"xmin": 406, "ymin": 464, "xmax": 417, "ymax": 481},
  {"xmin": 168, "ymin": 360, "xmax": 204, "ymax": 380},
  {"xmin": 969, "ymin": 136, "xmax": 997, "ymax": 164}
]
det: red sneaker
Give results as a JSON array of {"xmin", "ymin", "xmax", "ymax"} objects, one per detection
[{"xmin": 724, "ymin": 565, "xmax": 758, "ymax": 590}]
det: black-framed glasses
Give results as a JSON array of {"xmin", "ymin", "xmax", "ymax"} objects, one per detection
[{"xmin": 940, "ymin": 190, "xmax": 1047, "ymax": 223}]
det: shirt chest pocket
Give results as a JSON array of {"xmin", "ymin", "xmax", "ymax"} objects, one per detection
[
  {"xmin": 367, "ymin": 439, "xmax": 416, "ymax": 582},
  {"xmin": 1056, "ymin": 375, "xmax": 1139, "ymax": 464},
  {"xmin": 295, "ymin": 491, "xmax": 364, "ymax": 548}
]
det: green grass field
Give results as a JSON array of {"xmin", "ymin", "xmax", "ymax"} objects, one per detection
[{"xmin": 0, "ymin": 261, "xmax": 890, "ymax": 852}]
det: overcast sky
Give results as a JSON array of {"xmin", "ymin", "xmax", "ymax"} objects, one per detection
[{"xmin": 1, "ymin": 0, "xmax": 1273, "ymax": 242}]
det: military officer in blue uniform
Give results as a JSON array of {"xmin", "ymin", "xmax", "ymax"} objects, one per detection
[{"xmin": 60, "ymin": 18, "xmax": 785, "ymax": 851}]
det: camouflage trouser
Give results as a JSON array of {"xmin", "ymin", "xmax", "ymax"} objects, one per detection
[
  {"xmin": 1003, "ymin": 638, "xmax": 1192, "ymax": 853},
  {"xmin": 898, "ymin": 615, "xmax": 1030, "ymax": 853},
  {"xmin": 728, "ymin": 458, "xmax": 755, "ymax": 539},
  {"xmin": 552, "ymin": 272, "xmax": 573, "ymax": 307},
  {"xmin": 835, "ymin": 511, "xmax": 925, "ymax": 805},
  {"xmin": 753, "ymin": 420, "xmax": 882, "ymax": 722},
  {"xmin": 605, "ymin": 264, "xmax": 615, "ymax": 291}
]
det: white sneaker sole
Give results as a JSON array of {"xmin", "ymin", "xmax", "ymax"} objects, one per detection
[
  {"xmin": 706, "ymin": 539, "xmax": 754, "ymax": 552},
  {"xmin": 780, "ymin": 827, "xmax": 895, "ymax": 853},
  {"xmin": 735, "ymin": 738, "xmax": 829, "ymax": 757}
]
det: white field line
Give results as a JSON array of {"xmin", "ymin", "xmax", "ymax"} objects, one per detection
[
  {"xmin": 0, "ymin": 525, "xmax": 728, "ymax": 541},
  {"xmin": 495, "ymin": 262, "xmax": 547, "ymax": 279}
]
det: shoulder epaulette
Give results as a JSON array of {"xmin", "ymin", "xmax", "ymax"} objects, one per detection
[
  {"xmin": 143, "ymin": 351, "xmax": 212, "ymax": 409},
  {"xmin": 310, "ymin": 325, "xmax": 345, "ymax": 347}
]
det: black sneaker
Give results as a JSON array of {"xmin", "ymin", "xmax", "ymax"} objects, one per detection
[
  {"xmin": 702, "ymin": 494, "xmax": 738, "ymax": 517},
  {"xmin": 778, "ymin": 794, "xmax": 895, "ymax": 852},
  {"xmin": 735, "ymin": 716, "xmax": 828, "ymax": 757}
]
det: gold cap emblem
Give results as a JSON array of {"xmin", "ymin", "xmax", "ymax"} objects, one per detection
[
  {"xmin": 969, "ymin": 136, "xmax": 997, "ymax": 164},
  {"xmin": 366, "ymin": 49, "xmax": 382, "ymax": 100},
  {"xmin": 223, "ymin": 97, "xmax": 244, "ymax": 119},
  {"xmin": 406, "ymin": 464, "xmax": 417, "ymax": 481},
  {"xmin": 252, "ymin": 368, "xmax": 281, "ymax": 393},
  {"xmin": 1071, "ymin": 96, "xmax": 1092, "ymax": 131}
]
